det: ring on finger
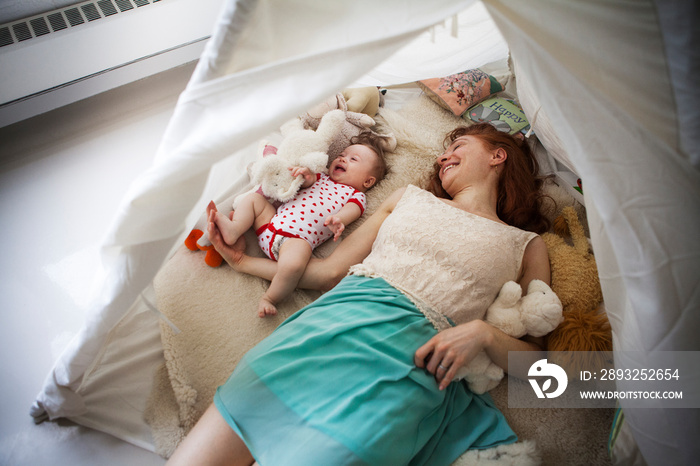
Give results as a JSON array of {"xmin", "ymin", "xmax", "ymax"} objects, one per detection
[{"xmin": 438, "ymin": 364, "xmax": 449, "ymax": 371}]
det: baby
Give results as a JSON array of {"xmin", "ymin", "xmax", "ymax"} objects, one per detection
[{"xmin": 209, "ymin": 135, "xmax": 387, "ymax": 317}]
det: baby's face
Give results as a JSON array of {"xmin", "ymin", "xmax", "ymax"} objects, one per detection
[{"xmin": 328, "ymin": 144, "xmax": 378, "ymax": 192}]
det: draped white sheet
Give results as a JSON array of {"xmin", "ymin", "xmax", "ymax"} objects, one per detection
[
  {"xmin": 34, "ymin": 0, "xmax": 699, "ymax": 464},
  {"xmin": 488, "ymin": 2, "xmax": 700, "ymax": 464}
]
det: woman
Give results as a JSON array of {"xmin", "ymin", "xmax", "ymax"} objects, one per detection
[{"xmin": 168, "ymin": 123, "xmax": 552, "ymax": 466}]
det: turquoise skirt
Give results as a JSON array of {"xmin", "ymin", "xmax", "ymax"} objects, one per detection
[{"xmin": 214, "ymin": 275, "xmax": 516, "ymax": 465}]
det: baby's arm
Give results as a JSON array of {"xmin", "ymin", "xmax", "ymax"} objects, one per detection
[
  {"xmin": 289, "ymin": 166, "xmax": 316, "ymax": 189},
  {"xmin": 324, "ymin": 202, "xmax": 363, "ymax": 241}
]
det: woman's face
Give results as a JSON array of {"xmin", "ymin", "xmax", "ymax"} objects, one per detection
[{"xmin": 437, "ymin": 135, "xmax": 494, "ymax": 192}]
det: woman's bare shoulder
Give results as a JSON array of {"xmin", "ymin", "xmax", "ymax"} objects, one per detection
[{"xmin": 379, "ymin": 186, "xmax": 408, "ymax": 212}]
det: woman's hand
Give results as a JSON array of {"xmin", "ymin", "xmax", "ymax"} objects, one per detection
[
  {"xmin": 414, "ymin": 320, "xmax": 494, "ymax": 391},
  {"xmin": 207, "ymin": 203, "xmax": 247, "ymax": 269}
]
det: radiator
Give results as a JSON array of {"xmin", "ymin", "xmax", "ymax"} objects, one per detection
[{"xmin": 0, "ymin": 0, "xmax": 223, "ymax": 128}]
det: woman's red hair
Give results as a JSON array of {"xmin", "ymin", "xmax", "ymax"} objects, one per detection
[{"xmin": 426, "ymin": 123, "xmax": 550, "ymax": 233}]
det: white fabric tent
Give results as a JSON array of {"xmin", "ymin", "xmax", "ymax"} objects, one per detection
[{"xmin": 33, "ymin": 0, "xmax": 699, "ymax": 464}]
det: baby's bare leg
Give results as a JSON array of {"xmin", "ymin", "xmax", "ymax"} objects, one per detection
[
  {"xmin": 259, "ymin": 238, "xmax": 313, "ymax": 318},
  {"xmin": 211, "ymin": 193, "xmax": 275, "ymax": 246}
]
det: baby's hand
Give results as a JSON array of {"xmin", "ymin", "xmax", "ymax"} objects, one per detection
[
  {"xmin": 324, "ymin": 216, "xmax": 345, "ymax": 241},
  {"xmin": 289, "ymin": 166, "xmax": 315, "ymax": 184}
]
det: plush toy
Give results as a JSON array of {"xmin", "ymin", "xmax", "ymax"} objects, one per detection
[
  {"xmin": 455, "ymin": 279, "xmax": 563, "ymax": 394},
  {"xmin": 342, "ymin": 86, "xmax": 384, "ymax": 116},
  {"xmin": 252, "ymin": 108, "xmax": 346, "ymax": 202},
  {"xmin": 542, "ymin": 206, "xmax": 612, "ymax": 376},
  {"xmin": 183, "ymin": 110, "xmax": 346, "ymax": 267},
  {"xmin": 301, "ymin": 87, "xmax": 397, "ymax": 161}
]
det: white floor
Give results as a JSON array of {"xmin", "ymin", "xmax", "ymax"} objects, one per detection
[{"xmin": 0, "ymin": 64, "xmax": 197, "ymax": 465}]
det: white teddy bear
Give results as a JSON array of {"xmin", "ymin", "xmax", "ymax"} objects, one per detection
[
  {"xmin": 251, "ymin": 108, "xmax": 346, "ymax": 203},
  {"xmin": 455, "ymin": 279, "xmax": 563, "ymax": 394}
]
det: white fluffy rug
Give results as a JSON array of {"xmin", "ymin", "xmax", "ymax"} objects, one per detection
[{"xmin": 145, "ymin": 94, "xmax": 612, "ymax": 465}]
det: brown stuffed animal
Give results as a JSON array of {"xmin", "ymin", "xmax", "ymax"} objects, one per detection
[{"xmin": 542, "ymin": 206, "xmax": 612, "ymax": 376}]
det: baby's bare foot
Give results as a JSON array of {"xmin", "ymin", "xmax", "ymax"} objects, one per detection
[
  {"xmin": 217, "ymin": 215, "xmax": 240, "ymax": 246},
  {"xmin": 206, "ymin": 201, "xmax": 240, "ymax": 245},
  {"xmin": 258, "ymin": 297, "xmax": 278, "ymax": 318}
]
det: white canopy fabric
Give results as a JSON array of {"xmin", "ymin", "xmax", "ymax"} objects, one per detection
[
  {"xmin": 487, "ymin": 1, "xmax": 699, "ymax": 464},
  {"xmin": 34, "ymin": 1, "xmax": 699, "ymax": 464}
]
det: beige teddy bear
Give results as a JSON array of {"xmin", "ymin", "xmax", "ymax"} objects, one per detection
[
  {"xmin": 542, "ymin": 206, "xmax": 612, "ymax": 376},
  {"xmin": 300, "ymin": 87, "xmax": 397, "ymax": 161},
  {"xmin": 456, "ymin": 279, "xmax": 563, "ymax": 394}
]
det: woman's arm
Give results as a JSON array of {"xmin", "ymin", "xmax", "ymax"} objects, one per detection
[
  {"xmin": 414, "ymin": 234, "xmax": 551, "ymax": 390},
  {"xmin": 414, "ymin": 320, "xmax": 543, "ymax": 391},
  {"xmin": 517, "ymin": 235, "xmax": 551, "ymax": 290},
  {"xmin": 209, "ymin": 187, "xmax": 406, "ymax": 291}
]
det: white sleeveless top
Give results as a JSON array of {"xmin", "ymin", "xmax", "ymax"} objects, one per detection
[{"xmin": 350, "ymin": 185, "xmax": 537, "ymax": 331}]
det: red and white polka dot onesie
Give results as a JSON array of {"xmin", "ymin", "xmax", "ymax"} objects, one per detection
[{"xmin": 256, "ymin": 173, "xmax": 366, "ymax": 260}]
